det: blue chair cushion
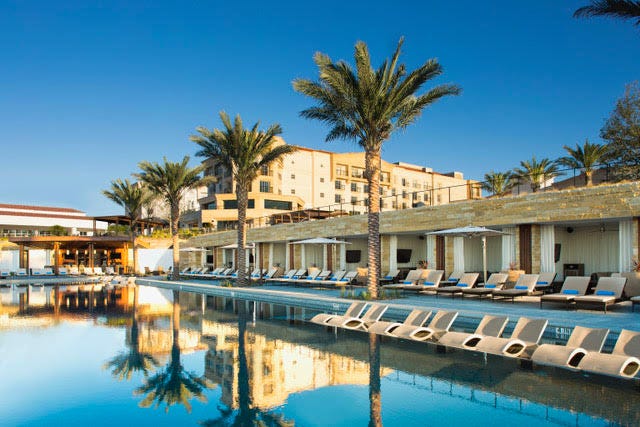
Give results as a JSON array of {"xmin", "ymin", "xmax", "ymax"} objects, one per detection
[
  {"xmin": 515, "ymin": 285, "xmax": 528, "ymax": 290},
  {"xmin": 403, "ymin": 280, "xmax": 412, "ymax": 284},
  {"xmin": 423, "ymin": 282, "xmax": 435, "ymax": 286},
  {"xmin": 456, "ymin": 283, "xmax": 468, "ymax": 287},
  {"xmin": 561, "ymin": 289, "xmax": 579, "ymax": 295},
  {"xmin": 485, "ymin": 284, "xmax": 496, "ymax": 289},
  {"xmin": 537, "ymin": 281, "xmax": 549, "ymax": 285},
  {"xmin": 595, "ymin": 290, "xmax": 615, "ymax": 296},
  {"xmin": 330, "ymin": 278, "xmax": 338, "ymax": 281},
  {"xmin": 384, "ymin": 276, "xmax": 392, "ymax": 279}
]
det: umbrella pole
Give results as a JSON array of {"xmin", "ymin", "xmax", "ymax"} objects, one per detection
[{"xmin": 482, "ymin": 236, "xmax": 487, "ymax": 284}]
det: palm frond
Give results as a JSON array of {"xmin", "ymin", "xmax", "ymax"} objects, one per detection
[{"xmin": 574, "ymin": 0, "xmax": 640, "ymax": 24}]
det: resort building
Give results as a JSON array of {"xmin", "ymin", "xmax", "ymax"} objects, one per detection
[
  {"xmin": 0, "ymin": 203, "xmax": 107, "ymax": 237},
  {"xmin": 183, "ymin": 181, "xmax": 640, "ymax": 296},
  {"xmin": 191, "ymin": 139, "xmax": 480, "ymax": 230}
]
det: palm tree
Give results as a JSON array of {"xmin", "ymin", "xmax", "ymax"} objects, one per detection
[
  {"xmin": 293, "ymin": 38, "xmax": 460, "ymax": 298},
  {"xmin": 136, "ymin": 157, "xmax": 211, "ymax": 280},
  {"xmin": 102, "ymin": 179, "xmax": 152, "ymax": 274},
  {"xmin": 368, "ymin": 333, "xmax": 382, "ymax": 427},
  {"xmin": 191, "ymin": 112, "xmax": 297, "ymax": 287},
  {"xmin": 135, "ymin": 291, "xmax": 212, "ymax": 412},
  {"xmin": 513, "ymin": 156, "xmax": 561, "ymax": 193},
  {"xmin": 574, "ymin": 1, "xmax": 640, "ymax": 25},
  {"xmin": 482, "ymin": 171, "xmax": 514, "ymax": 196},
  {"xmin": 104, "ymin": 286, "xmax": 158, "ymax": 380},
  {"xmin": 556, "ymin": 139, "xmax": 609, "ymax": 186}
]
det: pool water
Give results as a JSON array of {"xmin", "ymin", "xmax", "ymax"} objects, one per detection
[{"xmin": 0, "ymin": 284, "xmax": 638, "ymax": 426}]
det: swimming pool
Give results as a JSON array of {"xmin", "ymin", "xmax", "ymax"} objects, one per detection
[{"xmin": 0, "ymin": 283, "xmax": 638, "ymax": 426}]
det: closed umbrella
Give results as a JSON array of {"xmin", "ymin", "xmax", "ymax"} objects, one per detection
[{"xmin": 426, "ymin": 226, "xmax": 509, "ymax": 284}]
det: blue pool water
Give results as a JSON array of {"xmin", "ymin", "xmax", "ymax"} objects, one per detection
[{"xmin": 0, "ymin": 284, "xmax": 637, "ymax": 426}]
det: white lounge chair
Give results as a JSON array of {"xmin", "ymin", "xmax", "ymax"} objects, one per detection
[
  {"xmin": 382, "ymin": 269, "xmax": 429, "ymax": 290},
  {"xmin": 391, "ymin": 310, "xmax": 459, "ymax": 342},
  {"xmin": 491, "ymin": 274, "xmax": 540, "ymax": 302},
  {"xmin": 438, "ymin": 315, "xmax": 509, "ymax": 349},
  {"xmin": 472, "ymin": 317, "xmax": 548, "ymax": 358},
  {"xmin": 310, "ymin": 302, "xmax": 368, "ymax": 326},
  {"xmin": 368, "ymin": 309, "xmax": 432, "ymax": 336},
  {"xmin": 461, "ymin": 273, "xmax": 509, "ymax": 298},
  {"xmin": 534, "ymin": 272, "xmax": 557, "ymax": 293},
  {"xmin": 331, "ymin": 304, "xmax": 389, "ymax": 331},
  {"xmin": 433, "ymin": 272, "xmax": 480, "ymax": 297},
  {"xmin": 531, "ymin": 326, "xmax": 609, "ymax": 368},
  {"xmin": 577, "ymin": 329, "xmax": 640, "ymax": 378},
  {"xmin": 539, "ymin": 276, "xmax": 591, "ymax": 308},
  {"xmin": 573, "ymin": 276, "xmax": 627, "ymax": 313},
  {"xmin": 402, "ymin": 270, "xmax": 444, "ymax": 292}
]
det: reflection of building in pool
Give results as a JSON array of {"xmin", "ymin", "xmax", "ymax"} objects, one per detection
[{"xmin": 201, "ymin": 315, "xmax": 389, "ymax": 410}]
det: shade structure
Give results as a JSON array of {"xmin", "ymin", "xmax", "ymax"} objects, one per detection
[
  {"xmin": 290, "ymin": 237, "xmax": 350, "ymax": 245},
  {"xmin": 220, "ymin": 242, "xmax": 255, "ymax": 249},
  {"xmin": 426, "ymin": 226, "xmax": 509, "ymax": 283},
  {"xmin": 179, "ymin": 247, "xmax": 207, "ymax": 252}
]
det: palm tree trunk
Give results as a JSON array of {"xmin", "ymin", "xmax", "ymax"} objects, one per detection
[
  {"xmin": 237, "ymin": 301, "xmax": 252, "ymax": 422},
  {"xmin": 365, "ymin": 149, "xmax": 381, "ymax": 299},
  {"xmin": 585, "ymin": 170, "xmax": 593, "ymax": 186},
  {"xmin": 236, "ymin": 184, "xmax": 248, "ymax": 287},
  {"xmin": 131, "ymin": 230, "xmax": 138, "ymax": 276},
  {"xmin": 171, "ymin": 204, "xmax": 180, "ymax": 281},
  {"xmin": 368, "ymin": 332, "xmax": 382, "ymax": 427}
]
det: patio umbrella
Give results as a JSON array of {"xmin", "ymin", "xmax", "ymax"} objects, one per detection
[
  {"xmin": 178, "ymin": 247, "xmax": 207, "ymax": 252},
  {"xmin": 220, "ymin": 243, "xmax": 255, "ymax": 249},
  {"xmin": 426, "ymin": 226, "xmax": 509, "ymax": 284}
]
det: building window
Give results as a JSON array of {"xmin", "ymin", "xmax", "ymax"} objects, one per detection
[
  {"xmin": 291, "ymin": 174, "xmax": 295, "ymax": 179},
  {"xmin": 264, "ymin": 199, "xmax": 292, "ymax": 210},
  {"xmin": 320, "ymin": 177, "xmax": 324, "ymax": 183},
  {"xmin": 260, "ymin": 165, "xmax": 270, "ymax": 176},
  {"xmin": 351, "ymin": 183, "xmax": 358, "ymax": 192},
  {"xmin": 320, "ymin": 192, "xmax": 324, "ymax": 198},
  {"xmin": 402, "ymin": 178, "xmax": 407, "ymax": 186},
  {"xmin": 335, "ymin": 195, "xmax": 342, "ymax": 203},
  {"xmin": 336, "ymin": 164, "xmax": 348, "ymax": 176},
  {"xmin": 223, "ymin": 199, "xmax": 255, "ymax": 209},
  {"xmin": 259, "ymin": 181, "xmax": 271, "ymax": 193},
  {"xmin": 351, "ymin": 196, "xmax": 358, "ymax": 205},
  {"xmin": 363, "ymin": 185, "xmax": 369, "ymax": 193},
  {"xmin": 352, "ymin": 167, "xmax": 365, "ymax": 178},
  {"xmin": 335, "ymin": 180, "xmax": 345, "ymax": 190},
  {"xmin": 291, "ymin": 189, "xmax": 295, "ymax": 195}
]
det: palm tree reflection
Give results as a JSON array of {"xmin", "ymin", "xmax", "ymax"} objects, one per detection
[
  {"xmin": 201, "ymin": 301, "xmax": 292, "ymax": 427},
  {"xmin": 104, "ymin": 286, "xmax": 158, "ymax": 380},
  {"xmin": 135, "ymin": 290, "xmax": 211, "ymax": 413},
  {"xmin": 369, "ymin": 333, "xmax": 382, "ymax": 427}
]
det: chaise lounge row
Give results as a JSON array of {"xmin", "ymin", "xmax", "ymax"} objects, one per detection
[{"xmin": 310, "ymin": 302, "xmax": 640, "ymax": 379}]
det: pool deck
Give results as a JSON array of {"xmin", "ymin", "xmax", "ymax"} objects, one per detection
[{"xmin": 137, "ymin": 277, "xmax": 640, "ymax": 347}]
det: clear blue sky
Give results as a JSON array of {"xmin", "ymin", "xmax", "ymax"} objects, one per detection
[{"xmin": 1, "ymin": 0, "xmax": 638, "ymax": 215}]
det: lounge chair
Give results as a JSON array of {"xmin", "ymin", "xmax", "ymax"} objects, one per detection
[
  {"xmin": 539, "ymin": 276, "xmax": 591, "ymax": 309},
  {"xmin": 382, "ymin": 269, "xmax": 429, "ymax": 290},
  {"xmin": 461, "ymin": 273, "xmax": 509, "ymax": 298},
  {"xmin": 438, "ymin": 315, "xmax": 510, "ymax": 349},
  {"xmin": 292, "ymin": 269, "xmax": 307, "ymax": 280},
  {"xmin": 16, "ymin": 268, "xmax": 27, "ymax": 276},
  {"xmin": 432, "ymin": 273, "xmax": 480, "ymax": 297},
  {"xmin": 402, "ymin": 270, "xmax": 444, "ymax": 292},
  {"xmin": 255, "ymin": 267, "xmax": 279, "ymax": 281},
  {"xmin": 577, "ymin": 329, "xmax": 640, "ymax": 378},
  {"xmin": 379, "ymin": 270, "xmax": 400, "ymax": 284},
  {"xmin": 573, "ymin": 276, "xmax": 627, "ymax": 313},
  {"xmin": 334, "ymin": 270, "xmax": 358, "ymax": 286},
  {"xmin": 368, "ymin": 309, "xmax": 433, "ymax": 336},
  {"xmin": 390, "ymin": 310, "xmax": 459, "ymax": 342},
  {"xmin": 84, "ymin": 267, "xmax": 95, "ymax": 275},
  {"xmin": 249, "ymin": 268, "xmax": 263, "ymax": 279},
  {"xmin": 534, "ymin": 272, "xmax": 557, "ymax": 293},
  {"xmin": 58, "ymin": 267, "xmax": 68, "ymax": 276},
  {"xmin": 312, "ymin": 270, "xmax": 332, "ymax": 282},
  {"xmin": 104, "ymin": 266, "xmax": 115, "ymax": 275},
  {"xmin": 310, "ymin": 301, "xmax": 368, "ymax": 326},
  {"xmin": 631, "ymin": 295, "xmax": 640, "ymax": 312},
  {"xmin": 331, "ymin": 304, "xmax": 389, "ymax": 331},
  {"xmin": 471, "ymin": 317, "xmax": 548, "ymax": 358},
  {"xmin": 0, "ymin": 270, "xmax": 10, "ymax": 278},
  {"xmin": 270, "ymin": 269, "xmax": 297, "ymax": 283},
  {"xmin": 314, "ymin": 270, "xmax": 346, "ymax": 285},
  {"xmin": 491, "ymin": 274, "xmax": 540, "ymax": 302},
  {"xmin": 531, "ymin": 326, "xmax": 609, "ymax": 368},
  {"xmin": 298, "ymin": 269, "xmax": 321, "ymax": 283},
  {"xmin": 69, "ymin": 266, "xmax": 80, "ymax": 275},
  {"xmin": 93, "ymin": 267, "xmax": 105, "ymax": 275}
]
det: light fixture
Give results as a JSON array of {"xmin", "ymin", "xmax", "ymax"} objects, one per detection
[
  {"xmin": 600, "ymin": 223, "xmax": 606, "ymax": 233},
  {"xmin": 66, "ymin": 250, "xmax": 70, "ymax": 256}
]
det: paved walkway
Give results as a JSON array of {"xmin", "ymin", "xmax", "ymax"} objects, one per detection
[{"xmin": 137, "ymin": 277, "xmax": 640, "ymax": 348}]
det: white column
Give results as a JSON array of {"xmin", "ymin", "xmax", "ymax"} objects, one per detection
[
  {"xmin": 268, "ymin": 243, "xmax": 274, "ymax": 268},
  {"xmin": 322, "ymin": 245, "xmax": 328, "ymax": 270},
  {"xmin": 285, "ymin": 243, "xmax": 290, "ymax": 271},
  {"xmin": 339, "ymin": 244, "xmax": 346, "ymax": 271},
  {"xmin": 426, "ymin": 235, "xmax": 436, "ymax": 266},
  {"xmin": 222, "ymin": 249, "xmax": 227, "ymax": 267},
  {"xmin": 619, "ymin": 219, "xmax": 634, "ymax": 272},
  {"xmin": 501, "ymin": 227, "xmax": 517, "ymax": 270},
  {"xmin": 301, "ymin": 245, "xmax": 306, "ymax": 269},
  {"xmin": 389, "ymin": 235, "xmax": 398, "ymax": 272},
  {"xmin": 540, "ymin": 224, "xmax": 555, "ymax": 272},
  {"xmin": 453, "ymin": 237, "xmax": 465, "ymax": 272}
]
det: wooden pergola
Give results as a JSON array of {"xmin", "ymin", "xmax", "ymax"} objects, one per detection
[{"xmin": 9, "ymin": 235, "xmax": 132, "ymax": 274}]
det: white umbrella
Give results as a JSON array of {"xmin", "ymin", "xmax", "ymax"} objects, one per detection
[
  {"xmin": 290, "ymin": 237, "xmax": 351, "ymax": 245},
  {"xmin": 220, "ymin": 242, "xmax": 255, "ymax": 249},
  {"xmin": 426, "ymin": 226, "xmax": 509, "ymax": 284},
  {"xmin": 179, "ymin": 247, "xmax": 207, "ymax": 252}
]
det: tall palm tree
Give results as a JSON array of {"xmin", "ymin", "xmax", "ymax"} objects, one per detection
[
  {"xmin": 191, "ymin": 112, "xmax": 297, "ymax": 287},
  {"xmin": 293, "ymin": 38, "xmax": 460, "ymax": 298},
  {"xmin": 102, "ymin": 179, "xmax": 152, "ymax": 274},
  {"xmin": 574, "ymin": 1, "xmax": 640, "ymax": 25},
  {"xmin": 136, "ymin": 157, "xmax": 211, "ymax": 280},
  {"xmin": 368, "ymin": 333, "xmax": 382, "ymax": 427},
  {"xmin": 135, "ymin": 291, "xmax": 212, "ymax": 412},
  {"xmin": 556, "ymin": 139, "xmax": 609, "ymax": 186},
  {"xmin": 513, "ymin": 156, "xmax": 561, "ymax": 193},
  {"xmin": 482, "ymin": 171, "xmax": 514, "ymax": 196}
]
